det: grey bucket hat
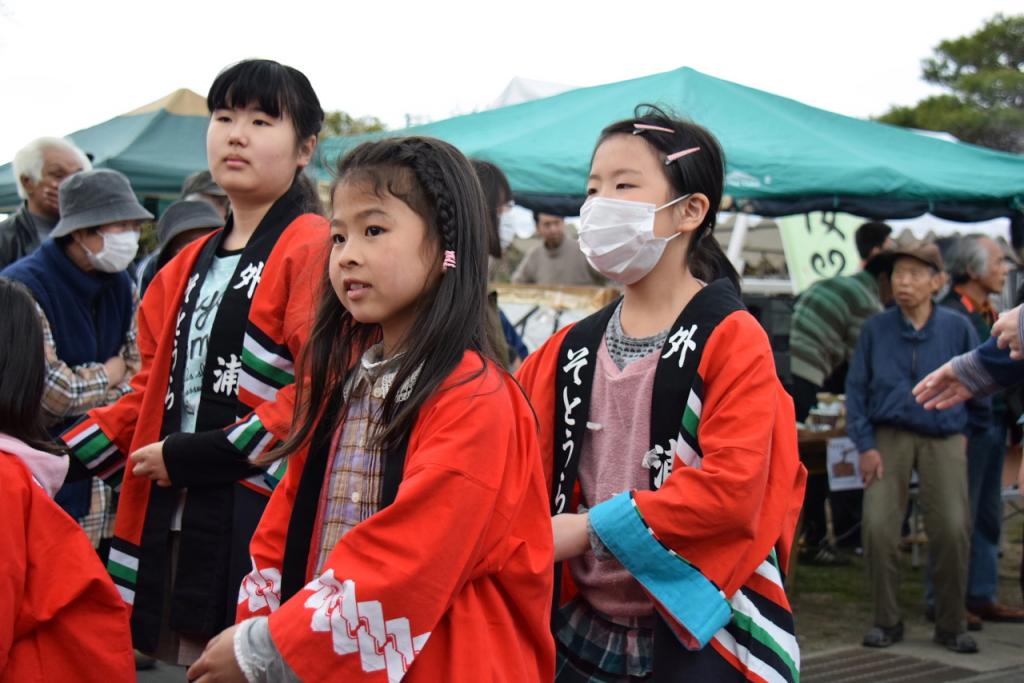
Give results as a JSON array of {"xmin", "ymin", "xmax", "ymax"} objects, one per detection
[
  {"xmin": 51, "ymin": 168, "xmax": 154, "ymax": 238},
  {"xmin": 156, "ymin": 200, "xmax": 224, "ymax": 246},
  {"xmin": 181, "ymin": 169, "xmax": 227, "ymax": 198}
]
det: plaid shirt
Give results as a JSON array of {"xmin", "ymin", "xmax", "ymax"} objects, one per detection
[
  {"xmin": 37, "ymin": 289, "xmax": 140, "ymax": 426},
  {"xmin": 313, "ymin": 344, "xmax": 421, "ymax": 575}
]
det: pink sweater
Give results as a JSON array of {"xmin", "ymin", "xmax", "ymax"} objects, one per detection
[{"xmin": 570, "ymin": 338, "xmax": 658, "ymax": 622}]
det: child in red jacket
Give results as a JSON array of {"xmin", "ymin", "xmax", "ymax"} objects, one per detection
[{"xmin": 0, "ymin": 277, "xmax": 133, "ymax": 682}]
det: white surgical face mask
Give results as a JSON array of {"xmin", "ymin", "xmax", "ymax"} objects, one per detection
[
  {"xmin": 85, "ymin": 230, "xmax": 140, "ymax": 273},
  {"xmin": 577, "ymin": 194, "xmax": 689, "ymax": 284}
]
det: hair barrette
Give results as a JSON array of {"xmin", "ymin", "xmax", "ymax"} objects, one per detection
[
  {"xmin": 665, "ymin": 146, "xmax": 701, "ymax": 165},
  {"xmin": 633, "ymin": 123, "xmax": 675, "ymax": 135},
  {"xmin": 442, "ymin": 250, "xmax": 457, "ymax": 270}
]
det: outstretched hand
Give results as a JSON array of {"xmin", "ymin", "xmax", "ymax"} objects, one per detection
[
  {"xmin": 992, "ymin": 305, "xmax": 1023, "ymax": 360},
  {"xmin": 912, "ymin": 361, "xmax": 974, "ymax": 410},
  {"xmin": 130, "ymin": 440, "xmax": 170, "ymax": 487}
]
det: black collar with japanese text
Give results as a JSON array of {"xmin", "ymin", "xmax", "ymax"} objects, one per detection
[
  {"xmin": 160, "ymin": 181, "xmax": 305, "ymax": 438},
  {"xmin": 551, "ymin": 278, "xmax": 744, "ymax": 512}
]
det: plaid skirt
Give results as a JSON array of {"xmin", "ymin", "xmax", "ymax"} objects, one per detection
[{"xmin": 554, "ymin": 597, "xmax": 654, "ymax": 682}]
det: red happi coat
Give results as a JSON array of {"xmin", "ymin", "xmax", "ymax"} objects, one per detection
[
  {"xmin": 61, "ymin": 212, "xmax": 328, "ymax": 649},
  {"xmin": 0, "ymin": 451, "xmax": 134, "ymax": 683},
  {"xmin": 517, "ymin": 300, "xmax": 807, "ymax": 683},
  {"xmin": 237, "ymin": 353, "xmax": 555, "ymax": 682}
]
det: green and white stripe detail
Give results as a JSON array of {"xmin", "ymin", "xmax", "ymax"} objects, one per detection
[
  {"xmin": 240, "ymin": 332, "xmax": 294, "ymax": 402},
  {"xmin": 107, "ymin": 547, "xmax": 139, "ymax": 605},
  {"xmin": 227, "ymin": 413, "xmax": 277, "ymax": 462},
  {"xmin": 674, "ymin": 388, "xmax": 703, "ymax": 469},
  {"xmin": 65, "ymin": 422, "xmax": 119, "ymax": 472},
  {"xmin": 727, "ymin": 591, "xmax": 800, "ymax": 682},
  {"xmin": 713, "ymin": 628, "xmax": 794, "ymax": 683}
]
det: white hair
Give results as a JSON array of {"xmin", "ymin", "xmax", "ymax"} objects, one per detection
[
  {"xmin": 12, "ymin": 137, "xmax": 92, "ymax": 199},
  {"xmin": 945, "ymin": 234, "xmax": 992, "ymax": 285}
]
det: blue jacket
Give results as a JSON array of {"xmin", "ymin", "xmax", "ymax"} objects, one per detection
[
  {"xmin": 846, "ymin": 304, "xmax": 990, "ymax": 452},
  {"xmin": 1, "ymin": 239, "xmax": 133, "ymax": 368}
]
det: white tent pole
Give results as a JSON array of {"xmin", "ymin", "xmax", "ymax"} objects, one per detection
[{"xmin": 726, "ymin": 212, "xmax": 749, "ymax": 272}]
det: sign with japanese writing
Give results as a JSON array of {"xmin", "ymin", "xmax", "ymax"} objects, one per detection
[{"xmin": 778, "ymin": 212, "xmax": 863, "ymax": 293}]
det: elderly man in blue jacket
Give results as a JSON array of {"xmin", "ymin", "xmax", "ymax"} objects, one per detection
[{"xmin": 846, "ymin": 241, "xmax": 989, "ymax": 654}]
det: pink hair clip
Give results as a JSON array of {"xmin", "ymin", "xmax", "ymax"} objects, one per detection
[
  {"xmin": 665, "ymin": 146, "xmax": 701, "ymax": 165},
  {"xmin": 633, "ymin": 123, "xmax": 675, "ymax": 135},
  {"xmin": 442, "ymin": 250, "xmax": 457, "ymax": 270}
]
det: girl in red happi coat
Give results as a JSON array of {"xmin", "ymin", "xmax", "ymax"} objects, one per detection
[
  {"xmin": 189, "ymin": 136, "xmax": 554, "ymax": 683},
  {"xmin": 517, "ymin": 106, "xmax": 806, "ymax": 683}
]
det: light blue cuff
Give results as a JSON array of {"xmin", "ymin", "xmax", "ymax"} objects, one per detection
[{"xmin": 589, "ymin": 491, "xmax": 732, "ymax": 650}]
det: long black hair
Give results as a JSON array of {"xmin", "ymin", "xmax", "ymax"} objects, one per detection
[
  {"xmin": 273, "ymin": 136, "xmax": 494, "ymax": 459},
  {"xmin": 0, "ymin": 278, "xmax": 64, "ymax": 454},
  {"xmin": 207, "ymin": 59, "xmax": 324, "ymax": 142},
  {"xmin": 596, "ymin": 105, "xmax": 740, "ymax": 290}
]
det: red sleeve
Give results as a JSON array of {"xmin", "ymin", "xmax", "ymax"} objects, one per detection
[{"xmin": 631, "ymin": 312, "xmax": 800, "ymax": 596}]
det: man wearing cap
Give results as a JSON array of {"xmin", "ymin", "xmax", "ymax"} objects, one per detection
[
  {"xmin": 137, "ymin": 200, "xmax": 224, "ymax": 295},
  {"xmin": 846, "ymin": 241, "xmax": 989, "ymax": 654},
  {"xmin": 0, "ymin": 136, "xmax": 91, "ymax": 268},
  {"xmin": 1, "ymin": 167, "xmax": 148, "ymax": 458},
  {"xmin": 789, "ymin": 221, "xmax": 895, "ymax": 565}
]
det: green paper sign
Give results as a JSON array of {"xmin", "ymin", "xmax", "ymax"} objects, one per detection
[{"xmin": 778, "ymin": 212, "xmax": 865, "ymax": 293}]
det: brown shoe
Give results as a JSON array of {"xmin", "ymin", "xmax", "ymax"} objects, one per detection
[
  {"xmin": 971, "ymin": 602, "xmax": 1024, "ymax": 623},
  {"xmin": 966, "ymin": 611, "xmax": 983, "ymax": 631}
]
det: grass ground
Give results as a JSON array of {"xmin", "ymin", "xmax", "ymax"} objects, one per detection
[{"xmin": 791, "ymin": 515, "xmax": 1024, "ymax": 654}]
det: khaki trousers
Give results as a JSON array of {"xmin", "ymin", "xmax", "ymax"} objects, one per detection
[{"xmin": 862, "ymin": 426, "xmax": 970, "ymax": 634}]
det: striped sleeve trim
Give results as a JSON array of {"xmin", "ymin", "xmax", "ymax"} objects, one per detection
[
  {"xmin": 106, "ymin": 540, "xmax": 140, "ymax": 606},
  {"xmin": 63, "ymin": 418, "xmax": 123, "ymax": 478},
  {"xmin": 227, "ymin": 413, "xmax": 280, "ymax": 462},
  {"xmin": 589, "ymin": 491, "xmax": 731, "ymax": 650},
  {"xmin": 676, "ymin": 382, "xmax": 703, "ymax": 468},
  {"xmin": 240, "ymin": 328, "xmax": 294, "ymax": 403},
  {"xmin": 227, "ymin": 412, "xmax": 287, "ymax": 494}
]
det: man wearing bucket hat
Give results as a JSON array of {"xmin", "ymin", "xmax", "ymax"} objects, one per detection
[
  {"xmin": 137, "ymin": 199, "xmax": 224, "ymax": 295},
  {"xmin": 181, "ymin": 169, "xmax": 230, "ymax": 221},
  {"xmin": 0, "ymin": 168, "xmax": 149, "ymax": 515},
  {"xmin": 845, "ymin": 240, "xmax": 990, "ymax": 654}
]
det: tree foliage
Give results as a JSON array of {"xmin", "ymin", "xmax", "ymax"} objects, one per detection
[
  {"xmin": 321, "ymin": 111, "xmax": 387, "ymax": 138},
  {"xmin": 877, "ymin": 14, "xmax": 1024, "ymax": 152}
]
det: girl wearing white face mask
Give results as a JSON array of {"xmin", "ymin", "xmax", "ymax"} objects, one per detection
[
  {"xmin": 517, "ymin": 106, "xmax": 806, "ymax": 682},
  {"xmin": 0, "ymin": 168, "xmax": 147, "ymax": 544}
]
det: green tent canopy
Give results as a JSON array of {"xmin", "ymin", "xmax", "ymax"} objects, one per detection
[
  {"xmin": 0, "ymin": 89, "xmax": 211, "ymax": 210},
  {"xmin": 314, "ymin": 67, "xmax": 1024, "ymax": 225}
]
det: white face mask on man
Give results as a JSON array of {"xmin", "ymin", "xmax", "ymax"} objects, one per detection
[
  {"xmin": 83, "ymin": 230, "xmax": 140, "ymax": 273},
  {"xmin": 577, "ymin": 194, "xmax": 689, "ymax": 285}
]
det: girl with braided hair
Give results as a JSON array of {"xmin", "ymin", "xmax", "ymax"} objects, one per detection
[
  {"xmin": 517, "ymin": 106, "xmax": 805, "ymax": 682},
  {"xmin": 189, "ymin": 136, "xmax": 554, "ymax": 682}
]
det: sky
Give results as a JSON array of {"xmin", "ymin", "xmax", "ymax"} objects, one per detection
[{"xmin": 0, "ymin": 0, "xmax": 1019, "ymax": 162}]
